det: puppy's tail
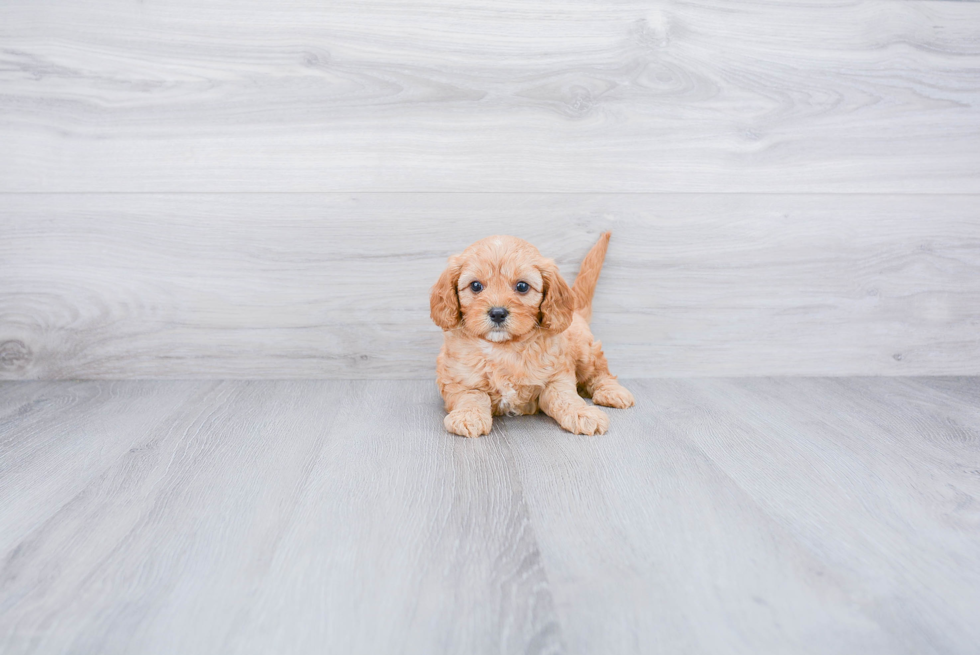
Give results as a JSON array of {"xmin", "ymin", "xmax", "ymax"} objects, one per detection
[{"xmin": 572, "ymin": 231, "xmax": 611, "ymax": 323}]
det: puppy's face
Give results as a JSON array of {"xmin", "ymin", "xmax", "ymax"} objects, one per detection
[
  {"xmin": 430, "ymin": 236, "xmax": 574, "ymax": 341},
  {"xmin": 456, "ymin": 240, "xmax": 544, "ymax": 342}
]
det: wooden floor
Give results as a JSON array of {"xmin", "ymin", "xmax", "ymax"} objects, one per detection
[{"xmin": 1, "ymin": 377, "xmax": 978, "ymax": 654}]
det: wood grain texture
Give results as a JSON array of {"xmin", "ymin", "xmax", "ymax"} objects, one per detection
[
  {"xmin": 1, "ymin": 0, "xmax": 979, "ymax": 192},
  {"xmin": 504, "ymin": 377, "xmax": 980, "ymax": 654},
  {"xmin": 0, "ymin": 380, "xmax": 561, "ymax": 655},
  {"xmin": 1, "ymin": 377, "xmax": 979, "ymax": 653},
  {"xmin": 2, "ymin": 193, "xmax": 978, "ymax": 379}
]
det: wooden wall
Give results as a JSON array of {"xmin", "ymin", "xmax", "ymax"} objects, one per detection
[{"xmin": 1, "ymin": 0, "xmax": 979, "ymax": 379}]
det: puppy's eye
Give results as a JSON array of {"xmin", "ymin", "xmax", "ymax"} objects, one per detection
[
  {"xmin": 515, "ymin": 281, "xmax": 530, "ymax": 294},
  {"xmin": 469, "ymin": 281, "xmax": 484, "ymax": 293}
]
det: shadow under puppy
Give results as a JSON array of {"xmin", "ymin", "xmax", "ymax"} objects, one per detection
[{"xmin": 430, "ymin": 233, "xmax": 634, "ymax": 437}]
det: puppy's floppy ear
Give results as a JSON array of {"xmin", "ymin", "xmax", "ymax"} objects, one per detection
[
  {"xmin": 430, "ymin": 255, "xmax": 463, "ymax": 330},
  {"xmin": 538, "ymin": 259, "xmax": 574, "ymax": 333}
]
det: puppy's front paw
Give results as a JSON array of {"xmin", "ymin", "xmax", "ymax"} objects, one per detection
[
  {"xmin": 559, "ymin": 405, "xmax": 609, "ymax": 436},
  {"xmin": 592, "ymin": 382, "xmax": 635, "ymax": 409},
  {"xmin": 445, "ymin": 408, "xmax": 492, "ymax": 438}
]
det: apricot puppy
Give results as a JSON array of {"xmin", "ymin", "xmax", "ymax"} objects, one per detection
[{"xmin": 430, "ymin": 233, "xmax": 634, "ymax": 437}]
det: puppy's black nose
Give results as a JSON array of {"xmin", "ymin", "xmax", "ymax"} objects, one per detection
[{"xmin": 488, "ymin": 307, "xmax": 509, "ymax": 325}]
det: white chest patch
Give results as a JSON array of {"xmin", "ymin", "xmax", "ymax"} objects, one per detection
[{"xmin": 478, "ymin": 340, "xmax": 534, "ymax": 416}]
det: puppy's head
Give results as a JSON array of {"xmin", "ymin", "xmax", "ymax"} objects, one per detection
[{"xmin": 430, "ymin": 236, "xmax": 574, "ymax": 341}]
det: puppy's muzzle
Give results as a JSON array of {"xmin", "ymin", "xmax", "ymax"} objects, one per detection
[{"xmin": 488, "ymin": 307, "xmax": 509, "ymax": 325}]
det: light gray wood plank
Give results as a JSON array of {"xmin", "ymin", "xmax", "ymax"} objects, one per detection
[
  {"xmin": 0, "ymin": 381, "xmax": 219, "ymax": 558},
  {"xmin": 503, "ymin": 377, "xmax": 980, "ymax": 654},
  {"xmin": 898, "ymin": 375, "xmax": 980, "ymax": 409},
  {"xmin": 3, "ymin": 378, "xmax": 979, "ymax": 653},
  {"xmin": 503, "ymin": 388, "xmax": 895, "ymax": 654},
  {"xmin": 2, "ymin": 193, "xmax": 978, "ymax": 379},
  {"xmin": 1, "ymin": 0, "xmax": 979, "ymax": 192},
  {"xmin": 0, "ymin": 380, "xmax": 561, "ymax": 655},
  {"xmin": 227, "ymin": 381, "xmax": 561, "ymax": 655},
  {"xmin": 659, "ymin": 377, "xmax": 980, "ymax": 653}
]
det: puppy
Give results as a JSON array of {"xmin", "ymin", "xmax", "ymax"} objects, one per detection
[{"xmin": 430, "ymin": 233, "xmax": 634, "ymax": 437}]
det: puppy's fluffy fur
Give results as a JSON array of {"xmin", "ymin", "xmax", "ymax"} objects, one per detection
[{"xmin": 430, "ymin": 233, "xmax": 634, "ymax": 437}]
